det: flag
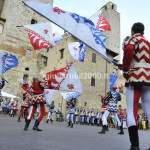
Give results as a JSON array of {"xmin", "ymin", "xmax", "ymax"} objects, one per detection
[
  {"xmin": 109, "ymin": 72, "xmax": 118, "ymax": 91},
  {"xmin": 68, "ymin": 42, "xmax": 87, "ymax": 62},
  {"xmin": 23, "ymin": 0, "xmax": 113, "ymax": 63},
  {"xmin": 46, "ymin": 64, "xmax": 82, "ymax": 94},
  {"xmin": 46, "ymin": 64, "xmax": 70, "ymax": 90},
  {"xmin": 0, "ymin": 51, "xmax": 18, "ymax": 73},
  {"xmin": 61, "ymin": 91, "xmax": 80, "ymax": 101},
  {"xmin": 53, "ymin": 32, "xmax": 63, "ymax": 44},
  {"xmin": 96, "ymin": 16, "xmax": 111, "ymax": 32},
  {"xmin": 44, "ymin": 89, "xmax": 56, "ymax": 105},
  {"xmin": 69, "ymin": 13, "xmax": 95, "ymax": 27},
  {"xmin": 24, "ymin": 22, "xmax": 54, "ymax": 50}
]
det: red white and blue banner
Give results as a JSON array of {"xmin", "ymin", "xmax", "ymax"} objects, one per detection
[{"xmin": 23, "ymin": 0, "xmax": 113, "ymax": 62}]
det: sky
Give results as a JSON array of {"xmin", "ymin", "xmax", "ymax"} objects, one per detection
[{"xmin": 52, "ymin": 0, "xmax": 150, "ymax": 43}]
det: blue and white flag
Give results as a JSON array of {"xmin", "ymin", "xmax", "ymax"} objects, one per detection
[
  {"xmin": 0, "ymin": 51, "xmax": 18, "ymax": 73},
  {"xmin": 109, "ymin": 72, "xmax": 118, "ymax": 91},
  {"xmin": 53, "ymin": 32, "xmax": 63, "ymax": 44},
  {"xmin": 23, "ymin": 0, "xmax": 113, "ymax": 63},
  {"xmin": 68, "ymin": 42, "xmax": 87, "ymax": 62},
  {"xmin": 61, "ymin": 91, "xmax": 80, "ymax": 101},
  {"xmin": 44, "ymin": 89, "xmax": 56, "ymax": 105},
  {"xmin": 69, "ymin": 13, "xmax": 95, "ymax": 27}
]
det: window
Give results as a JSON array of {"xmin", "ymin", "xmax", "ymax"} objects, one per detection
[
  {"xmin": 41, "ymin": 55, "xmax": 48, "ymax": 67},
  {"xmin": 91, "ymin": 76, "xmax": 95, "ymax": 86},
  {"xmin": 31, "ymin": 19, "xmax": 37, "ymax": 24},
  {"xmin": 84, "ymin": 102, "xmax": 87, "ymax": 106},
  {"xmin": 112, "ymin": 4, "xmax": 114, "ymax": 10},
  {"xmin": 60, "ymin": 49, "xmax": 64, "ymax": 59},
  {"xmin": 25, "ymin": 67, "xmax": 29, "ymax": 71},
  {"xmin": 105, "ymin": 6, "xmax": 107, "ymax": 10},
  {"xmin": 92, "ymin": 53, "xmax": 96, "ymax": 63}
]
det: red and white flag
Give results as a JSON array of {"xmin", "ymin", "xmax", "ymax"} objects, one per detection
[
  {"xmin": 24, "ymin": 22, "xmax": 55, "ymax": 50},
  {"xmin": 96, "ymin": 16, "xmax": 111, "ymax": 32},
  {"xmin": 46, "ymin": 64, "xmax": 82, "ymax": 94}
]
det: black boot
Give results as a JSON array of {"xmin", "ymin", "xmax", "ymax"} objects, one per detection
[
  {"xmin": 118, "ymin": 126, "xmax": 124, "ymax": 135},
  {"xmin": 105, "ymin": 125, "xmax": 109, "ymax": 131},
  {"xmin": 70, "ymin": 122, "xmax": 74, "ymax": 128},
  {"xmin": 98, "ymin": 125, "xmax": 106, "ymax": 134},
  {"xmin": 128, "ymin": 126, "xmax": 140, "ymax": 150},
  {"xmin": 18, "ymin": 117, "xmax": 21, "ymax": 122},
  {"xmin": 24, "ymin": 120, "xmax": 31, "ymax": 131},
  {"xmin": 130, "ymin": 146, "xmax": 140, "ymax": 150},
  {"xmin": 67, "ymin": 122, "xmax": 70, "ymax": 127},
  {"xmin": 33, "ymin": 120, "xmax": 42, "ymax": 131},
  {"xmin": 46, "ymin": 119, "xmax": 49, "ymax": 123}
]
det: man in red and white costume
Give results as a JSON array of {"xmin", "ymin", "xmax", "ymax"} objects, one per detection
[
  {"xmin": 18, "ymin": 74, "xmax": 30, "ymax": 122},
  {"xmin": 24, "ymin": 77, "xmax": 46, "ymax": 131},
  {"xmin": 119, "ymin": 22, "xmax": 150, "ymax": 150}
]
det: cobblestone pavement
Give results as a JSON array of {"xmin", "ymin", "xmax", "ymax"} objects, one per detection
[{"xmin": 0, "ymin": 115, "xmax": 149, "ymax": 150}]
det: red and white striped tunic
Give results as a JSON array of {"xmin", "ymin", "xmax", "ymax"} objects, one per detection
[{"xmin": 123, "ymin": 33, "xmax": 150, "ymax": 85}]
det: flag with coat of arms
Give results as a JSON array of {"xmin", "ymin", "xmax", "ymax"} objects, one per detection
[{"xmin": 46, "ymin": 64, "xmax": 82, "ymax": 96}]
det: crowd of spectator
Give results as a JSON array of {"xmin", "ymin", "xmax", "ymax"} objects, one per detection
[{"xmin": 0, "ymin": 98, "xmax": 18, "ymax": 117}]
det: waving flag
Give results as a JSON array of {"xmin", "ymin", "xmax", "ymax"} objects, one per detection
[
  {"xmin": 44, "ymin": 89, "xmax": 56, "ymax": 105},
  {"xmin": 46, "ymin": 64, "xmax": 82, "ymax": 94},
  {"xmin": 96, "ymin": 16, "xmax": 111, "ymax": 32},
  {"xmin": 70, "ymin": 13, "xmax": 95, "ymax": 27},
  {"xmin": 46, "ymin": 64, "xmax": 71, "ymax": 90},
  {"xmin": 61, "ymin": 91, "xmax": 80, "ymax": 101},
  {"xmin": 0, "ymin": 51, "xmax": 18, "ymax": 73},
  {"xmin": 68, "ymin": 42, "xmax": 87, "ymax": 62},
  {"xmin": 109, "ymin": 72, "xmax": 118, "ymax": 91},
  {"xmin": 24, "ymin": 22, "xmax": 54, "ymax": 50},
  {"xmin": 23, "ymin": 0, "xmax": 113, "ymax": 63},
  {"xmin": 53, "ymin": 32, "xmax": 63, "ymax": 44}
]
